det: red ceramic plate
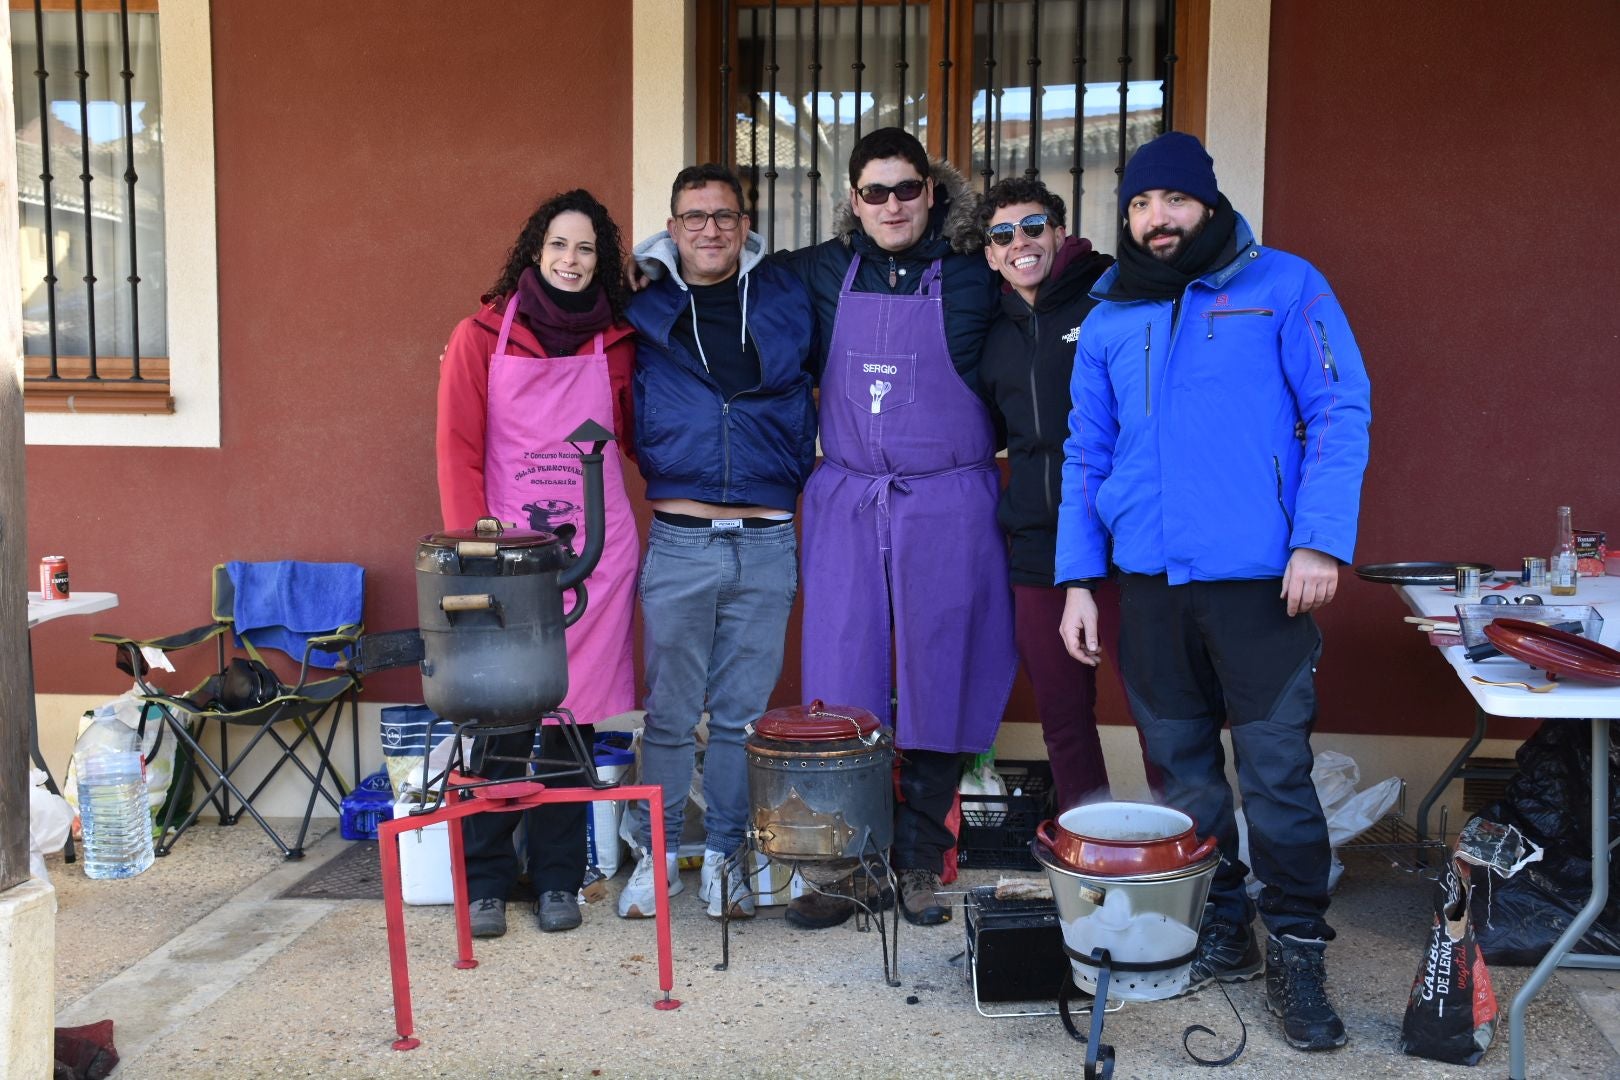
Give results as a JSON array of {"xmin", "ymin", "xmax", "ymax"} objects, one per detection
[{"xmin": 1482, "ymin": 619, "xmax": 1620, "ymax": 684}]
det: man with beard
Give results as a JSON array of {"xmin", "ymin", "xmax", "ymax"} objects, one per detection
[{"xmin": 1055, "ymin": 132, "xmax": 1371, "ymax": 1051}]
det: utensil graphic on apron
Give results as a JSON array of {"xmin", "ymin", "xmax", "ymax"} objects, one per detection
[
  {"xmin": 484, "ymin": 296, "xmax": 637, "ymax": 726},
  {"xmin": 801, "ymin": 255, "xmax": 1016, "ymax": 753}
]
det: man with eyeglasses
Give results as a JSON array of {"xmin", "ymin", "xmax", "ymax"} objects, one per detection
[
  {"xmin": 1055, "ymin": 132, "xmax": 1371, "ymax": 1051},
  {"xmin": 779, "ymin": 127, "xmax": 1012, "ymax": 931},
  {"xmin": 618, "ymin": 163, "xmax": 817, "ymax": 922},
  {"xmin": 976, "ymin": 177, "xmax": 1153, "ymax": 815}
]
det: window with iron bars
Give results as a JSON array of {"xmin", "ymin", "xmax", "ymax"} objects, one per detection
[
  {"xmin": 698, "ymin": 0, "xmax": 1206, "ymax": 254},
  {"xmin": 11, "ymin": 0, "xmax": 170, "ymax": 414}
]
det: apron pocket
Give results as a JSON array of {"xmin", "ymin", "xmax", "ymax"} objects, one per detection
[{"xmin": 843, "ymin": 351, "xmax": 917, "ymax": 415}]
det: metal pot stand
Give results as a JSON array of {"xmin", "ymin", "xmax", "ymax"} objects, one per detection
[{"xmin": 713, "ymin": 826, "xmax": 902, "ymax": 987}]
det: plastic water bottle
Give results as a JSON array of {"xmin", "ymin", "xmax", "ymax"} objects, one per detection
[{"xmin": 78, "ymin": 705, "xmax": 155, "ymax": 879}]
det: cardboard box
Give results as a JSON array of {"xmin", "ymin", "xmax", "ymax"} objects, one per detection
[{"xmin": 1576, "ymin": 528, "xmax": 1608, "ymax": 577}]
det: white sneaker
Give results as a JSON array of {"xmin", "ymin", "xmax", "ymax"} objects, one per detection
[
  {"xmin": 703, "ymin": 849, "xmax": 756, "ymax": 920},
  {"xmin": 616, "ymin": 851, "xmax": 682, "ymax": 919}
]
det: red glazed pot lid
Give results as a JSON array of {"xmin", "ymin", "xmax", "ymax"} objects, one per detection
[
  {"xmin": 423, "ymin": 517, "xmax": 559, "ymax": 550},
  {"xmin": 754, "ymin": 700, "xmax": 881, "ymax": 742},
  {"xmin": 1483, "ymin": 619, "xmax": 1620, "ymax": 685}
]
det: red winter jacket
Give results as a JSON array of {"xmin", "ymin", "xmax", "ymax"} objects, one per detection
[{"xmin": 436, "ymin": 299, "xmax": 637, "ymax": 531}]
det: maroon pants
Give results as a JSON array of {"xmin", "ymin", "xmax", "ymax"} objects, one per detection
[{"xmin": 1013, "ymin": 581, "xmax": 1162, "ymax": 811}]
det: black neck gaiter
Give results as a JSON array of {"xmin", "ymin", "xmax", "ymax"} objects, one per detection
[{"xmin": 1113, "ymin": 194, "xmax": 1240, "ymax": 301}]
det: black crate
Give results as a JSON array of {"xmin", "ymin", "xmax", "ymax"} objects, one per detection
[{"xmin": 956, "ymin": 759, "xmax": 1055, "ymax": 870}]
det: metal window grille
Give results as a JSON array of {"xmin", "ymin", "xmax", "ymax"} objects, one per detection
[
  {"xmin": 721, "ymin": 0, "xmax": 1178, "ymax": 253},
  {"xmin": 12, "ymin": 0, "xmax": 165, "ymax": 386}
]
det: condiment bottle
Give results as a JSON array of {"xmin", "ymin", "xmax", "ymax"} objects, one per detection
[{"xmin": 1550, "ymin": 505, "xmax": 1578, "ymax": 597}]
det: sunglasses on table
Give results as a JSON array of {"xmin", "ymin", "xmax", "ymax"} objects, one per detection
[
  {"xmin": 854, "ymin": 179, "xmax": 928, "ymax": 205},
  {"xmin": 985, "ymin": 213, "xmax": 1052, "ymax": 246},
  {"xmin": 675, "ymin": 209, "xmax": 744, "ymax": 232}
]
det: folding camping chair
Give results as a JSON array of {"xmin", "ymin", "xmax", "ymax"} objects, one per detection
[{"xmin": 92, "ymin": 562, "xmax": 364, "ymax": 859}]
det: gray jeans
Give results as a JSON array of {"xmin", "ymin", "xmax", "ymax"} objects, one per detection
[{"xmin": 636, "ymin": 518, "xmax": 798, "ymax": 857}]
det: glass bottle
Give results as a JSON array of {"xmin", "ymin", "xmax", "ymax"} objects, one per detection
[{"xmin": 1550, "ymin": 505, "xmax": 1579, "ymax": 597}]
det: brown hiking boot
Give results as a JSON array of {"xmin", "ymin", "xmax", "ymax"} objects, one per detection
[
  {"xmin": 897, "ymin": 869, "xmax": 950, "ymax": 926},
  {"xmin": 784, "ymin": 870, "xmax": 894, "ymax": 930}
]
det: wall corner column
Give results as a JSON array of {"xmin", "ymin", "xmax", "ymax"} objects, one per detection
[
  {"xmin": 1203, "ymin": 0, "xmax": 1271, "ymax": 242},
  {"xmin": 632, "ymin": 0, "xmax": 698, "ymax": 242}
]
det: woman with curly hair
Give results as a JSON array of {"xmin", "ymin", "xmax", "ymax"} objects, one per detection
[{"xmin": 436, "ymin": 189, "xmax": 638, "ymax": 937}]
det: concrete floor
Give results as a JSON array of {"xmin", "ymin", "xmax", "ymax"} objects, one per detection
[{"xmin": 46, "ymin": 823, "xmax": 1620, "ymax": 1079}]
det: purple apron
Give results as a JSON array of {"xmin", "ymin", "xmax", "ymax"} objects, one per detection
[{"xmin": 800, "ymin": 255, "xmax": 1017, "ymax": 753}]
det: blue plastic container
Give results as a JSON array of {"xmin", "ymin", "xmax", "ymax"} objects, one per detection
[{"xmin": 340, "ymin": 769, "xmax": 395, "ymax": 840}]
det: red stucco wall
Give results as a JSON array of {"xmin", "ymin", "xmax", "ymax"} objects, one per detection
[
  {"xmin": 1265, "ymin": 2, "xmax": 1620, "ymax": 735},
  {"xmin": 25, "ymin": 1, "xmax": 636, "ymax": 702}
]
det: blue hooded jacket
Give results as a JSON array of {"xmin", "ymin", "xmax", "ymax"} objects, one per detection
[
  {"xmin": 1054, "ymin": 215, "xmax": 1372, "ymax": 585},
  {"xmin": 627, "ymin": 230, "xmax": 817, "ymax": 511}
]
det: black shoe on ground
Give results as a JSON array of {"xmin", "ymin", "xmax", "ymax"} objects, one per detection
[
  {"xmin": 1266, "ymin": 934, "xmax": 1347, "ymax": 1051},
  {"xmin": 536, "ymin": 890, "xmax": 582, "ymax": 932},
  {"xmin": 784, "ymin": 871, "xmax": 894, "ymax": 930},
  {"xmin": 1183, "ymin": 907, "xmax": 1264, "ymax": 994},
  {"xmin": 468, "ymin": 896, "xmax": 507, "ymax": 938},
  {"xmin": 897, "ymin": 868, "xmax": 950, "ymax": 926}
]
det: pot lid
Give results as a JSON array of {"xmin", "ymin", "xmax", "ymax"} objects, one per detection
[
  {"xmin": 421, "ymin": 517, "xmax": 561, "ymax": 550},
  {"xmin": 754, "ymin": 699, "xmax": 881, "ymax": 742}
]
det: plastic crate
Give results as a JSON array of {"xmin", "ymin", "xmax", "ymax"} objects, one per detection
[
  {"xmin": 956, "ymin": 759, "xmax": 1055, "ymax": 870},
  {"xmin": 339, "ymin": 770, "xmax": 395, "ymax": 841}
]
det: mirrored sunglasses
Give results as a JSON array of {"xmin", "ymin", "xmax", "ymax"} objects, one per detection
[
  {"xmin": 855, "ymin": 179, "xmax": 927, "ymax": 205},
  {"xmin": 986, "ymin": 213, "xmax": 1051, "ymax": 247}
]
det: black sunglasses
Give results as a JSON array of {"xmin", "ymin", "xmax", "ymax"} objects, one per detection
[
  {"xmin": 855, "ymin": 179, "xmax": 928, "ymax": 205},
  {"xmin": 986, "ymin": 213, "xmax": 1051, "ymax": 247}
]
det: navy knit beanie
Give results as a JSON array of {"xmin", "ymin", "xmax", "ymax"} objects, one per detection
[{"xmin": 1119, "ymin": 131, "xmax": 1219, "ymax": 214}]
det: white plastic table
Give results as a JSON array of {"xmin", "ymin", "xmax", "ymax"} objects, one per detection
[{"xmin": 1396, "ymin": 574, "xmax": 1618, "ymax": 1079}]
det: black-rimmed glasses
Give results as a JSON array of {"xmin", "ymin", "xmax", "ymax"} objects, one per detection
[
  {"xmin": 855, "ymin": 179, "xmax": 927, "ymax": 205},
  {"xmin": 675, "ymin": 209, "xmax": 744, "ymax": 232},
  {"xmin": 986, "ymin": 213, "xmax": 1052, "ymax": 247}
]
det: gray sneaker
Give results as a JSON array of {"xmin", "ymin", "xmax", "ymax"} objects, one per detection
[
  {"xmin": 468, "ymin": 896, "xmax": 507, "ymax": 938},
  {"xmin": 536, "ymin": 890, "xmax": 582, "ymax": 932}
]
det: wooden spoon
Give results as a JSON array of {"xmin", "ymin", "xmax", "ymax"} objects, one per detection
[{"xmin": 1470, "ymin": 675, "xmax": 1557, "ymax": 694}]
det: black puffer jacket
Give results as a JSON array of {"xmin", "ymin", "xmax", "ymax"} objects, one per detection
[
  {"xmin": 981, "ymin": 237, "xmax": 1114, "ymax": 586},
  {"xmin": 776, "ymin": 160, "xmax": 997, "ymax": 392}
]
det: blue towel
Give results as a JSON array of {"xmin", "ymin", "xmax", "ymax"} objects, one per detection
[{"xmin": 226, "ymin": 561, "xmax": 364, "ymax": 666}]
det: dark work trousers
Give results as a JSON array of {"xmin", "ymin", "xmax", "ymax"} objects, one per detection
[
  {"xmin": 1117, "ymin": 574, "xmax": 1333, "ymax": 941},
  {"xmin": 463, "ymin": 722, "xmax": 595, "ymax": 902},
  {"xmin": 1014, "ymin": 580, "xmax": 1166, "ymax": 811},
  {"xmin": 894, "ymin": 749, "xmax": 967, "ymax": 874}
]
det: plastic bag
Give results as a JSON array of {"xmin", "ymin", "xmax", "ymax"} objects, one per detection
[
  {"xmin": 30, "ymin": 768, "xmax": 73, "ymax": 888},
  {"xmin": 63, "ymin": 687, "xmax": 177, "ymax": 822},
  {"xmin": 1235, "ymin": 751, "xmax": 1400, "ymax": 895},
  {"xmin": 958, "ymin": 751, "xmax": 1008, "ymax": 817},
  {"xmin": 1401, "ymin": 858, "xmax": 1499, "ymax": 1065}
]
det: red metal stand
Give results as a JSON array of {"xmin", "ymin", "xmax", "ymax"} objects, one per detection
[{"xmin": 379, "ymin": 771, "xmax": 680, "ymax": 1049}]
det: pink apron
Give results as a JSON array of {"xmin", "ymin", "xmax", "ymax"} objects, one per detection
[{"xmin": 484, "ymin": 295, "xmax": 638, "ymax": 726}]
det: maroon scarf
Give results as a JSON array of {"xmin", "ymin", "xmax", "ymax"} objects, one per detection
[{"xmin": 514, "ymin": 266, "xmax": 613, "ymax": 357}]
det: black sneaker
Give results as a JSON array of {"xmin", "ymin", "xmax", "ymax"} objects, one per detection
[
  {"xmin": 1183, "ymin": 909, "xmax": 1263, "ymax": 993},
  {"xmin": 468, "ymin": 896, "xmax": 507, "ymax": 938},
  {"xmin": 535, "ymin": 890, "xmax": 582, "ymax": 933},
  {"xmin": 1265, "ymin": 934, "xmax": 1347, "ymax": 1051}
]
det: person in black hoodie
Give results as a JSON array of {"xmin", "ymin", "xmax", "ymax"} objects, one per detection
[{"xmin": 978, "ymin": 177, "xmax": 1153, "ymax": 813}]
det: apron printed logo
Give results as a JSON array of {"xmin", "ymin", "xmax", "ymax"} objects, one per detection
[
  {"xmin": 1062, "ymin": 326, "xmax": 1081, "ymax": 343},
  {"xmin": 869, "ymin": 379, "xmax": 893, "ymax": 414},
  {"xmin": 862, "ymin": 362, "xmax": 899, "ymax": 374}
]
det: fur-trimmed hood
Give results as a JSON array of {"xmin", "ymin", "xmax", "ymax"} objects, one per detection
[{"xmin": 831, "ymin": 158, "xmax": 985, "ymax": 256}]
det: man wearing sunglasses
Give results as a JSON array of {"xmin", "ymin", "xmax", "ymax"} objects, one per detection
[
  {"xmin": 779, "ymin": 127, "xmax": 1012, "ymax": 932},
  {"xmin": 976, "ymin": 178, "xmax": 1160, "ymax": 815},
  {"xmin": 620, "ymin": 164, "xmax": 817, "ymax": 922},
  {"xmin": 1054, "ymin": 132, "xmax": 1372, "ymax": 1052}
]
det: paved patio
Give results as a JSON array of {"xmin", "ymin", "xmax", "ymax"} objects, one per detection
[{"xmin": 44, "ymin": 821, "xmax": 1620, "ymax": 1079}]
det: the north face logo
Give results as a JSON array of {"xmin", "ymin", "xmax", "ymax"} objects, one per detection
[{"xmin": 1062, "ymin": 326, "xmax": 1081, "ymax": 343}]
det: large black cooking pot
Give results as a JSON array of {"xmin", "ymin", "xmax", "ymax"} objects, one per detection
[{"xmin": 415, "ymin": 421, "xmax": 611, "ymax": 727}]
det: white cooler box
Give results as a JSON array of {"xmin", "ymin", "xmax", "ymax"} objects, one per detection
[{"xmin": 392, "ymin": 798, "xmax": 454, "ymax": 906}]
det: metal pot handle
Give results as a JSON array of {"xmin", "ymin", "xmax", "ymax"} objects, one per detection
[
  {"xmin": 807, "ymin": 699, "xmax": 877, "ymax": 743},
  {"xmin": 561, "ymin": 582, "xmax": 589, "ymax": 628}
]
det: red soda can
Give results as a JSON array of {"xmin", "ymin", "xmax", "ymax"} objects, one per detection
[{"xmin": 39, "ymin": 555, "xmax": 69, "ymax": 600}]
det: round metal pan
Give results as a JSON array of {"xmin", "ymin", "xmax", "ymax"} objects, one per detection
[{"xmin": 1354, "ymin": 561, "xmax": 1497, "ymax": 585}]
